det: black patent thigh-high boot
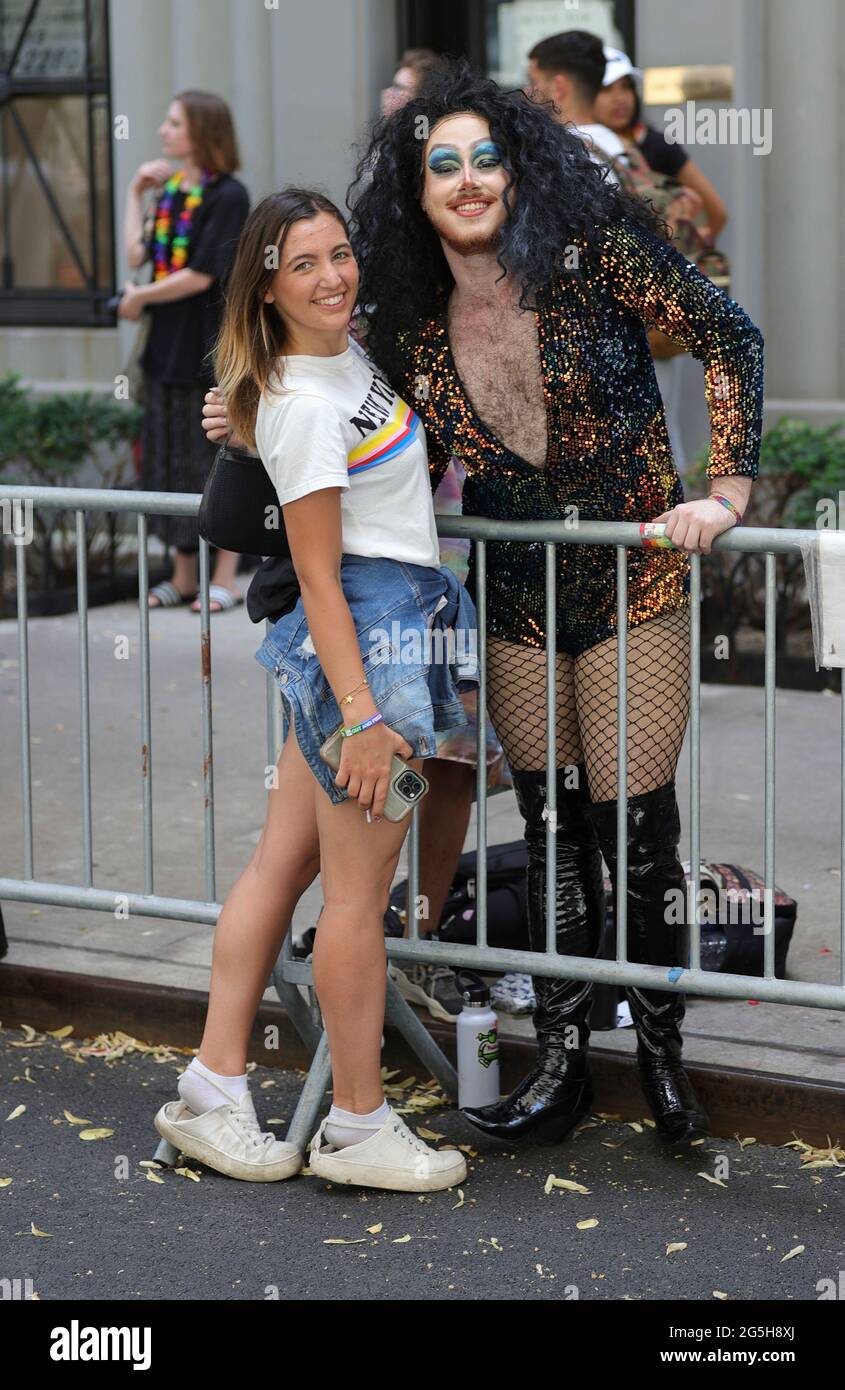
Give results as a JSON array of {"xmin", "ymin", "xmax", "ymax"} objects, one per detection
[
  {"xmin": 461, "ymin": 766, "xmax": 606, "ymax": 1144},
  {"xmin": 584, "ymin": 782, "xmax": 710, "ymax": 1142}
]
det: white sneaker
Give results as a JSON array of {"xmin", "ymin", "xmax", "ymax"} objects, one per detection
[
  {"xmin": 388, "ymin": 962, "xmax": 462, "ymax": 1023},
  {"xmin": 308, "ymin": 1106, "xmax": 467, "ymax": 1192},
  {"xmin": 154, "ymin": 1090, "xmax": 302, "ymax": 1182}
]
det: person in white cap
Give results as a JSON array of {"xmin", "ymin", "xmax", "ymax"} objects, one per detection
[{"xmin": 594, "ymin": 45, "xmax": 728, "ymax": 237}]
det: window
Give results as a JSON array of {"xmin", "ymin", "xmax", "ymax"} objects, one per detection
[
  {"xmin": 398, "ymin": 0, "xmax": 635, "ymax": 86},
  {"xmin": 486, "ymin": 1, "xmax": 634, "ymax": 85},
  {"xmin": 0, "ymin": 0, "xmax": 114, "ymax": 326}
]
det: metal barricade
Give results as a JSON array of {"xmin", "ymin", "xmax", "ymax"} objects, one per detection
[{"xmin": 1, "ymin": 484, "xmax": 843, "ymax": 1156}]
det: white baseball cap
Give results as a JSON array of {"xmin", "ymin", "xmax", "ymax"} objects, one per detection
[{"xmin": 602, "ymin": 46, "xmax": 642, "ymax": 88}]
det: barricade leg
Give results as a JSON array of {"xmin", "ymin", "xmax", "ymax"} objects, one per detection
[
  {"xmin": 384, "ymin": 970, "xmax": 459, "ymax": 1099},
  {"xmin": 285, "ymin": 1031, "xmax": 333, "ymax": 1151},
  {"xmin": 271, "ymin": 974, "xmax": 322, "ymax": 1056},
  {"xmin": 270, "ymin": 931, "xmax": 322, "ymax": 1056},
  {"xmin": 277, "ymin": 956, "xmax": 459, "ymax": 1150},
  {"xmin": 152, "ymin": 1136, "xmax": 182, "ymax": 1166}
]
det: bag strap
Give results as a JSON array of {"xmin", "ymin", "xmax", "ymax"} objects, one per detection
[
  {"xmin": 592, "ymin": 139, "xmax": 680, "ymax": 202},
  {"xmin": 221, "ymin": 434, "xmax": 263, "ymax": 465},
  {"xmin": 585, "ymin": 140, "xmax": 627, "ymax": 181}
]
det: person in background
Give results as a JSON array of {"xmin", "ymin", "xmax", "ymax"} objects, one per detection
[
  {"xmin": 593, "ymin": 47, "xmax": 728, "ymax": 238},
  {"xmin": 526, "ymin": 29, "xmax": 626, "ymax": 181},
  {"xmin": 380, "ymin": 48, "xmax": 440, "ymax": 117},
  {"xmin": 120, "ymin": 90, "xmax": 250, "ymax": 613}
]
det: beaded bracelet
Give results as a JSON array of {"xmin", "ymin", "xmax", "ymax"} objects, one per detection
[
  {"xmin": 711, "ymin": 493, "xmax": 743, "ymax": 524},
  {"xmin": 340, "ymin": 712, "xmax": 384, "ymax": 738}
]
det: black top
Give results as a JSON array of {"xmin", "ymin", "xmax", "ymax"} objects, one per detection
[
  {"xmin": 140, "ymin": 172, "xmax": 250, "ymax": 386},
  {"xmin": 637, "ymin": 123, "xmax": 689, "ymax": 179}
]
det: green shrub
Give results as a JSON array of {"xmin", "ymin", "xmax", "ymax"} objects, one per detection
[
  {"xmin": 687, "ymin": 418, "xmax": 845, "ymax": 650},
  {"xmin": 0, "ymin": 373, "xmax": 142, "ymax": 590}
]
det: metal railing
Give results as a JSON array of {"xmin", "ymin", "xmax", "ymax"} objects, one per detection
[
  {"xmin": 1, "ymin": 485, "xmax": 844, "ymax": 1144},
  {"xmin": 394, "ymin": 514, "xmax": 845, "ymax": 1011}
]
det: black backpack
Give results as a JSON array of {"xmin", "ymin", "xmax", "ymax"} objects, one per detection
[
  {"xmin": 388, "ymin": 840, "xmax": 529, "ymax": 949},
  {"xmin": 388, "ymin": 848, "xmax": 796, "ymax": 979}
]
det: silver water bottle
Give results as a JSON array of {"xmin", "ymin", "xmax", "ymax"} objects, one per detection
[{"xmin": 456, "ymin": 978, "xmax": 500, "ymax": 1109}]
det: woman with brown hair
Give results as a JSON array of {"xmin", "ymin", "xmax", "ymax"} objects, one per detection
[
  {"xmin": 119, "ymin": 90, "xmax": 250, "ymax": 612},
  {"xmin": 153, "ymin": 187, "xmax": 474, "ymax": 1192},
  {"xmin": 592, "ymin": 48, "xmax": 728, "ymax": 239}
]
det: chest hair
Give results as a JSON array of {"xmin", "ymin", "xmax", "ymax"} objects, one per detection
[{"xmin": 447, "ymin": 299, "xmax": 549, "ymax": 469}]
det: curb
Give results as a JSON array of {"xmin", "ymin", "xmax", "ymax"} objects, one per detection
[{"xmin": 2, "ymin": 962, "xmax": 844, "ymax": 1146}]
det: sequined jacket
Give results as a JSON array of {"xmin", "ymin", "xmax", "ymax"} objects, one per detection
[{"xmin": 393, "ymin": 215, "xmax": 765, "ymax": 653}]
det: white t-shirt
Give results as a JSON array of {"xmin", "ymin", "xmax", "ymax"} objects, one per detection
[
  {"xmin": 255, "ymin": 339, "xmax": 441, "ymax": 570},
  {"xmin": 570, "ymin": 121, "xmax": 624, "ymax": 185}
]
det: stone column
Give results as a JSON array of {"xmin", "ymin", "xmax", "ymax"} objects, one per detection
[{"xmin": 766, "ymin": 0, "xmax": 842, "ymax": 406}]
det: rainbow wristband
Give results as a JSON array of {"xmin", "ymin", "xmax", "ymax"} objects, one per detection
[
  {"xmin": 711, "ymin": 493, "xmax": 743, "ymax": 524},
  {"xmin": 340, "ymin": 712, "xmax": 384, "ymax": 738}
]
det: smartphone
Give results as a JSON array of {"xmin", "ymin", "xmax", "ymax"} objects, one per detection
[{"xmin": 319, "ymin": 725, "xmax": 429, "ymax": 822}]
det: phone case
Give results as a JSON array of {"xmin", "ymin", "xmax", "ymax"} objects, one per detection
[{"xmin": 319, "ymin": 725, "xmax": 429, "ymax": 822}]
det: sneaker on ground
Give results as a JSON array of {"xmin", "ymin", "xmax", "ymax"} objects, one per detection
[
  {"xmin": 308, "ymin": 1106, "xmax": 467, "ymax": 1192},
  {"xmin": 490, "ymin": 971, "xmax": 537, "ymax": 1016},
  {"xmin": 154, "ymin": 1089, "xmax": 302, "ymax": 1182},
  {"xmin": 388, "ymin": 961, "xmax": 463, "ymax": 1023}
]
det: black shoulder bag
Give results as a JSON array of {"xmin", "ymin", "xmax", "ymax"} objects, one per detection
[
  {"xmin": 198, "ymin": 436, "xmax": 301, "ymax": 624},
  {"xmin": 198, "ymin": 436, "xmax": 290, "ymax": 557}
]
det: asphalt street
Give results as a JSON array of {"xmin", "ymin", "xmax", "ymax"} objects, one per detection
[{"xmin": 1, "ymin": 1023, "xmax": 843, "ymax": 1304}]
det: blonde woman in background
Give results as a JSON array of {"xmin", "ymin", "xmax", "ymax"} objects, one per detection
[{"xmin": 120, "ymin": 89, "xmax": 249, "ymax": 613}]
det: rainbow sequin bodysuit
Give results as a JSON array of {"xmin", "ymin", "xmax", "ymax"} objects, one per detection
[{"xmin": 395, "ymin": 215, "xmax": 764, "ymax": 657}]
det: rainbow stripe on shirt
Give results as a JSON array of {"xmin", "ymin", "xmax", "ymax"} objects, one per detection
[{"xmin": 347, "ymin": 401, "xmax": 420, "ymax": 476}]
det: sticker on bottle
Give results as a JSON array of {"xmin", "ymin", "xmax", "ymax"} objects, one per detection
[{"xmin": 476, "ymin": 1028, "xmax": 499, "ymax": 1069}]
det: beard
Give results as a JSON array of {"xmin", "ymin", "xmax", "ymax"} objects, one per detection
[
  {"xmin": 424, "ymin": 201, "xmax": 505, "ymax": 258},
  {"xmin": 438, "ymin": 225, "xmax": 502, "ymax": 257}
]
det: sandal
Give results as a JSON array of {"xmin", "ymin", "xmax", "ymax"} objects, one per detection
[
  {"xmin": 190, "ymin": 585, "xmax": 244, "ymax": 614},
  {"xmin": 147, "ymin": 581, "xmax": 198, "ymax": 609}
]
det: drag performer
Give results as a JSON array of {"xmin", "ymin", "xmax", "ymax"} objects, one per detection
[{"xmin": 347, "ymin": 63, "xmax": 763, "ymax": 1145}]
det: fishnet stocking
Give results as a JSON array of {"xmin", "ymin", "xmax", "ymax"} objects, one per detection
[
  {"xmin": 576, "ymin": 607, "xmax": 690, "ymax": 801},
  {"xmin": 486, "ymin": 638, "xmax": 584, "ymax": 773},
  {"xmin": 487, "ymin": 608, "xmax": 691, "ymax": 802}
]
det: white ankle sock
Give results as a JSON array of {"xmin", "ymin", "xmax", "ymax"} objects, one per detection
[
  {"xmin": 177, "ymin": 1056, "xmax": 249, "ymax": 1115},
  {"xmin": 324, "ymin": 1100, "xmax": 390, "ymax": 1149}
]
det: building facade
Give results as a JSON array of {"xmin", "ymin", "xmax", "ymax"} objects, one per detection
[{"xmin": 0, "ymin": 0, "xmax": 842, "ymax": 452}]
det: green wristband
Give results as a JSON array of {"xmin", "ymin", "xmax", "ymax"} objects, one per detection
[{"xmin": 340, "ymin": 712, "xmax": 384, "ymax": 738}]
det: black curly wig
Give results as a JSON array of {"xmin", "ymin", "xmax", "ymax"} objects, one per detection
[{"xmin": 347, "ymin": 59, "xmax": 667, "ymax": 387}]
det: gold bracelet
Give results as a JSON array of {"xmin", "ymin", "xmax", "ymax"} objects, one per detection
[{"xmin": 340, "ymin": 677, "xmax": 369, "ymax": 707}]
